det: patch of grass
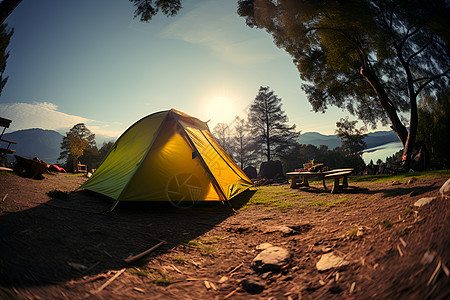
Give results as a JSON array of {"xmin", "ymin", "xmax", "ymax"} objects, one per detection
[
  {"xmin": 69, "ymin": 173, "xmax": 85, "ymax": 177},
  {"xmin": 318, "ymin": 193, "xmax": 329, "ymax": 196},
  {"xmin": 309, "ymin": 197, "xmax": 349, "ymax": 207},
  {"xmin": 129, "ymin": 268, "xmax": 152, "ymax": 277},
  {"xmin": 347, "ymin": 228, "xmax": 358, "ymax": 239},
  {"xmin": 0, "ymin": 170, "xmax": 17, "ymax": 177},
  {"xmin": 351, "ymin": 170, "xmax": 450, "ymax": 184},
  {"xmin": 129, "ymin": 268, "xmax": 172, "ymax": 285},
  {"xmin": 310, "ymin": 200, "xmax": 327, "ymax": 206},
  {"xmin": 183, "ymin": 239, "xmax": 218, "ymax": 256},
  {"xmin": 280, "ymin": 191, "xmax": 304, "ymax": 197},
  {"xmin": 199, "ymin": 245, "xmax": 217, "ymax": 256},
  {"xmin": 377, "ymin": 219, "xmax": 393, "ymax": 228},
  {"xmin": 186, "ymin": 240, "xmax": 199, "ymax": 247},
  {"xmin": 172, "ymin": 256, "xmax": 185, "ymax": 263}
]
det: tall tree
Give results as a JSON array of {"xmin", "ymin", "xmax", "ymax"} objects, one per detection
[
  {"xmin": 335, "ymin": 117, "xmax": 367, "ymax": 157},
  {"xmin": 59, "ymin": 123, "xmax": 96, "ymax": 164},
  {"xmin": 232, "ymin": 116, "xmax": 256, "ymax": 169},
  {"xmin": 0, "ymin": 23, "xmax": 13, "ymax": 96},
  {"xmin": 238, "ymin": 0, "xmax": 450, "ymax": 170},
  {"xmin": 248, "ymin": 86, "xmax": 298, "ymax": 161}
]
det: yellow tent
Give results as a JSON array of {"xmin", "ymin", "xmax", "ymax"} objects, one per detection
[{"xmin": 81, "ymin": 109, "xmax": 252, "ymax": 210}]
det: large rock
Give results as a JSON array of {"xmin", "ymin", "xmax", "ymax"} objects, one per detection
[
  {"xmin": 252, "ymin": 246, "xmax": 290, "ymax": 272},
  {"xmin": 414, "ymin": 197, "xmax": 436, "ymax": 207},
  {"xmin": 316, "ymin": 252, "xmax": 349, "ymax": 272},
  {"xmin": 243, "ymin": 166, "xmax": 257, "ymax": 179},
  {"xmin": 259, "ymin": 160, "xmax": 283, "ymax": 179},
  {"xmin": 440, "ymin": 179, "xmax": 450, "ymax": 200}
]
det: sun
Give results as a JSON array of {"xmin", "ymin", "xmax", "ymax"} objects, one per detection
[{"xmin": 206, "ymin": 96, "xmax": 235, "ymax": 124}]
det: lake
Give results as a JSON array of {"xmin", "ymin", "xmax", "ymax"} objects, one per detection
[{"xmin": 362, "ymin": 141, "xmax": 403, "ymax": 164}]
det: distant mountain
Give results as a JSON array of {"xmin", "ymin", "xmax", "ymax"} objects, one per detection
[
  {"xmin": 3, "ymin": 128, "xmax": 64, "ymax": 164},
  {"xmin": 2, "ymin": 128, "xmax": 118, "ymax": 164},
  {"xmin": 298, "ymin": 130, "xmax": 399, "ymax": 150},
  {"xmin": 364, "ymin": 130, "xmax": 399, "ymax": 148},
  {"xmin": 297, "ymin": 132, "xmax": 341, "ymax": 149}
]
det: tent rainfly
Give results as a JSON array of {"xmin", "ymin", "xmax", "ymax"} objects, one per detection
[{"xmin": 81, "ymin": 109, "xmax": 253, "ymax": 210}]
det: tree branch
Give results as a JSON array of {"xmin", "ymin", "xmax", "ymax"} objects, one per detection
[{"xmin": 415, "ymin": 68, "xmax": 450, "ymax": 96}]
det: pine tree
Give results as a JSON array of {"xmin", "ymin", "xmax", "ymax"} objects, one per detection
[{"xmin": 248, "ymin": 86, "xmax": 298, "ymax": 161}]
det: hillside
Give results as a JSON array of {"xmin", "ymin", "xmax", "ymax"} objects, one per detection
[
  {"xmin": 298, "ymin": 130, "xmax": 399, "ymax": 149},
  {"xmin": 3, "ymin": 128, "xmax": 64, "ymax": 164}
]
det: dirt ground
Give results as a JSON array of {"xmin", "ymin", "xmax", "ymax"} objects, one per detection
[{"xmin": 0, "ymin": 171, "xmax": 449, "ymax": 299}]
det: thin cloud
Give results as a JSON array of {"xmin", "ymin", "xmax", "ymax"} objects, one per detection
[
  {"xmin": 0, "ymin": 102, "xmax": 121, "ymax": 137},
  {"xmin": 159, "ymin": 0, "xmax": 285, "ymax": 64}
]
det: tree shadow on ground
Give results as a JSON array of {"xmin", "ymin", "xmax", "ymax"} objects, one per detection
[{"xmin": 0, "ymin": 189, "xmax": 255, "ymax": 287}]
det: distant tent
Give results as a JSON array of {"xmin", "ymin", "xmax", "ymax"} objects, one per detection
[{"xmin": 81, "ymin": 109, "xmax": 252, "ymax": 210}]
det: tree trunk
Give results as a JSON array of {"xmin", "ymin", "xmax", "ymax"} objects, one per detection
[
  {"xmin": 0, "ymin": 0, "xmax": 22, "ymax": 24},
  {"xmin": 360, "ymin": 67, "xmax": 409, "ymax": 146}
]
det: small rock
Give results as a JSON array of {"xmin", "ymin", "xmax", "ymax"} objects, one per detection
[
  {"xmin": 421, "ymin": 250, "xmax": 435, "ymax": 264},
  {"xmin": 356, "ymin": 227, "xmax": 365, "ymax": 237},
  {"xmin": 414, "ymin": 197, "xmax": 436, "ymax": 207},
  {"xmin": 406, "ymin": 177, "xmax": 417, "ymax": 185},
  {"xmin": 440, "ymin": 178, "xmax": 450, "ymax": 199},
  {"xmin": 256, "ymin": 243, "xmax": 273, "ymax": 251},
  {"xmin": 252, "ymin": 246, "xmax": 291, "ymax": 272},
  {"xmin": 321, "ymin": 246, "xmax": 332, "ymax": 253},
  {"xmin": 316, "ymin": 252, "xmax": 350, "ymax": 272},
  {"xmin": 263, "ymin": 225, "xmax": 295, "ymax": 235},
  {"xmin": 241, "ymin": 277, "xmax": 265, "ymax": 294}
]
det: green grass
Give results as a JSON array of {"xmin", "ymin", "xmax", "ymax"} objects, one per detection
[
  {"xmin": 172, "ymin": 256, "xmax": 185, "ymax": 263},
  {"xmin": 183, "ymin": 239, "xmax": 218, "ymax": 256},
  {"xmin": 242, "ymin": 185, "xmax": 304, "ymax": 210},
  {"xmin": 309, "ymin": 197, "xmax": 349, "ymax": 207},
  {"xmin": 310, "ymin": 200, "xmax": 327, "ymax": 206},
  {"xmin": 129, "ymin": 268, "xmax": 172, "ymax": 285},
  {"xmin": 377, "ymin": 219, "xmax": 393, "ymax": 228},
  {"xmin": 347, "ymin": 228, "xmax": 358, "ymax": 239},
  {"xmin": 350, "ymin": 170, "xmax": 450, "ymax": 184}
]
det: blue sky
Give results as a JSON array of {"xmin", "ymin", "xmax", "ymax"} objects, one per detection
[{"xmin": 0, "ymin": 0, "xmax": 379, "ymax": 138}]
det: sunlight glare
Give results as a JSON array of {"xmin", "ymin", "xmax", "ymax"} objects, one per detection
[{"xmin": 206, "ymin": 96, "xmax": 235, "ymax": 124}]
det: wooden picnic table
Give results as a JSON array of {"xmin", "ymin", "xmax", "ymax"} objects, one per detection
[{"xmin": 286, "ymin": 168, "xmax": 354, "ymax": 193}]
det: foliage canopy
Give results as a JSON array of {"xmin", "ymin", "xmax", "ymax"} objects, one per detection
[{"xmin": 238, "ymin": 0, "xmax": 449, "ymax": 168}]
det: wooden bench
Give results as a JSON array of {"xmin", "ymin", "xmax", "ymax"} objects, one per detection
[
  {"xmin": 0, "ymin": 117, "xmax": 17, "ymax": 155},
  {"xmin": 286, "ymin": 168, "xmax": 354, "ymax": 191},
  {"xmin": 324, "ymin": 170, "xmax": 353, "ymax": 194}
]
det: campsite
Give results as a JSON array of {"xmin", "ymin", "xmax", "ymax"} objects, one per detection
[
  {"xmin": 1, "ymin": 0, "xmax": 449, "ymax": 299},
  {"xmin": 1, "ymin": 170, "xmax": 449, "ymax": 299}
]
